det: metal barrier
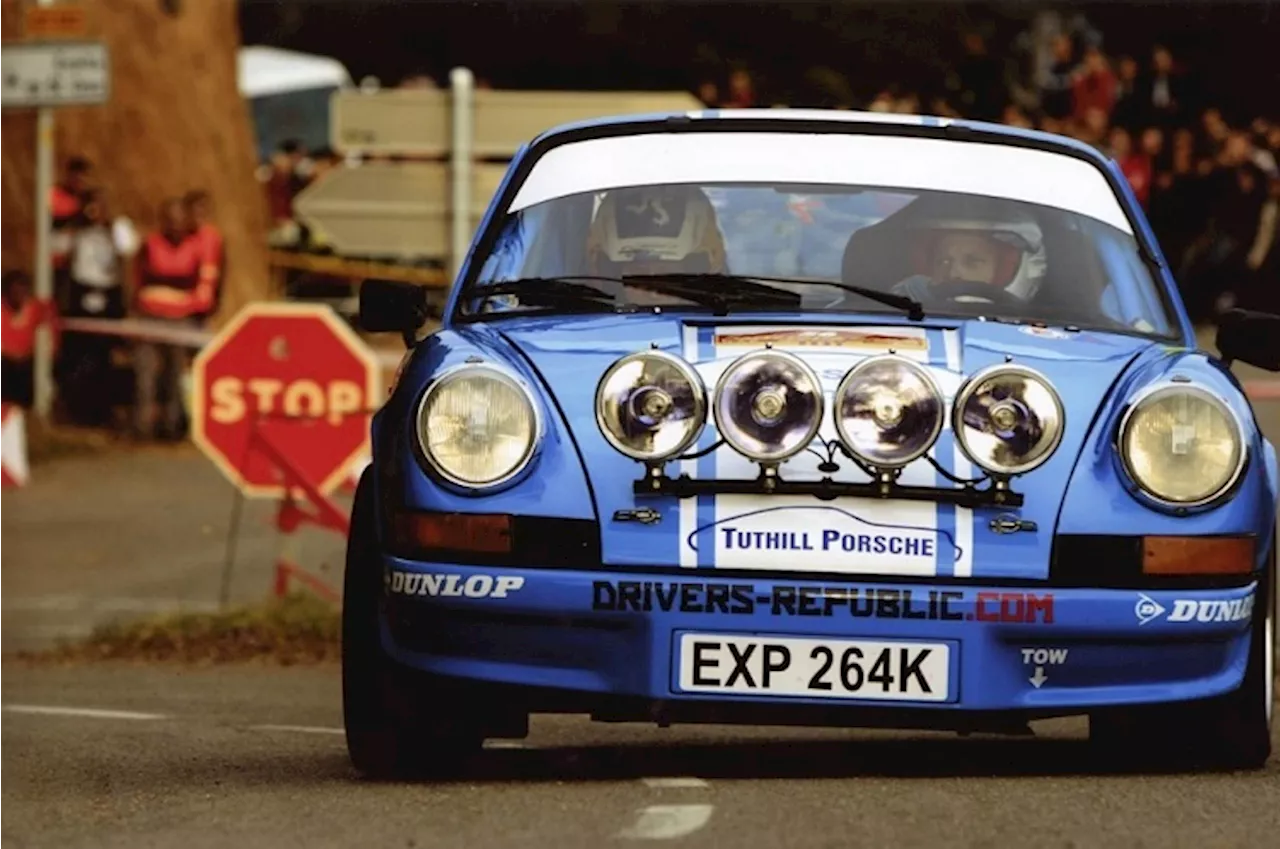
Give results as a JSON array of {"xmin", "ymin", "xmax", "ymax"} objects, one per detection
[{"xmin": 267, "ymin": 250, "xmax": 449, "ymax": 292}]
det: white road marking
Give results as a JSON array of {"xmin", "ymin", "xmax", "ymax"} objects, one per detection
[
  {"xmin": 641, "ymin": 777, "xmax": 709, "ymax": 789},
  {"xmin": 617, "ymin": 804, "xmax": 713, "ymax": 840},
  {"xmin": 248, "ymin": 724, "xmax": 345, "ymax": 736},
  {"xmin": 3, "ymin": 704, "xmax": 166, "ymax": 721}
]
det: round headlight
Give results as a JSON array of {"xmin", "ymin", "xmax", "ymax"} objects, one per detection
[
  {"xmin": 596, "ymin": 350, "xmax": 707, "ymax": 461},
  {"xmin": 713, "ymin": 349, "xmax": 823, "ymax": 463},
  {"xmin": 953, "ymin": 364, "xmax": 1064, "ymax": 476},
  {"xmin": 834, "ymin": 355, "xmax": 944, "ymax": 468},
  {"xmin": 416, "ymin": 364, "xmax": 539, "ymax": 487},
  {"xmin": 1118, "ymin": 383, "xmax": 1245, "ymax": 507}
]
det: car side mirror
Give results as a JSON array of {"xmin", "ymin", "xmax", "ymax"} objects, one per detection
[
  {"xmin": 359, "ymin": 279, "xmax": 429, "ymax": 347},
  {"xmin": 1216, "ymin": 308, "xmax": 1280, "ymax": 371}
]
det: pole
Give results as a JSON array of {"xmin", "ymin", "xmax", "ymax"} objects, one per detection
[
  {"xmin": 219, "ymin": 487, "xmax": 244, "ymax": 609},
  {"xmin": 33, "ymin": 0, "xmax": 56, "ymax": 420},
  {"xmin": 449, "ymin": 66, "xmax": 474, "ymax": 284}
]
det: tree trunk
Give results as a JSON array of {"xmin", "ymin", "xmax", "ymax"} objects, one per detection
[{"xmin": 1, "ymin": 0, "xmax": 269, "ymax": 328}]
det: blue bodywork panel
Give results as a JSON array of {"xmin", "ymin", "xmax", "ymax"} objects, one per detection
[{"xmin": 365, "ymin": 110, "xmax": 1275, "ymax": 717}]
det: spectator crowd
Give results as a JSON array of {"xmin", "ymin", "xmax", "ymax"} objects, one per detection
[{"xmin": 1, "ymin": 155, "xmax": 225, "ymax": 440}]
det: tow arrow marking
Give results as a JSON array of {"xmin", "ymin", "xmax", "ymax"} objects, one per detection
[{"xmin": 1029, "ymin": 666, "xmax": 1047, "ymax": 688}]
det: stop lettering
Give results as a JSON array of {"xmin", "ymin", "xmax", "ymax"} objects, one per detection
[
  {"xmin": 192, "ymin": 303, "xmax": 381, "ymax": 498},
  {"xmin": 209, "ymin": 377, "xmax": 365, "ymax": 427}
]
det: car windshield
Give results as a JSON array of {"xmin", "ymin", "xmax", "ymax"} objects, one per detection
[{"xmin": 462, "ymin": 130, "xmax": 1178, "ymax": 338}]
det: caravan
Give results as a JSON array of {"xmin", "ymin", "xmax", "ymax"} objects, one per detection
[{"xmin": 238, "ymin": 45, "xmax": 353, "ymax": 164}]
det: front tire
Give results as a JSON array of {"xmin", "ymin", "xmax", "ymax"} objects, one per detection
[
  {"xmin": 342, "ymin": 470, "xmax": 483, "ymax": 779},
  {"xmin": 1090, "ymin": 539, "xmax": 1275, "ymax": 771}
]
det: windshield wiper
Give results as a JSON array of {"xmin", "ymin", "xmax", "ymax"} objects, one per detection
[
  {"xmin": 470, "ymin": 272, "xmax": 921, "ymax": 320},
  {"xmin": 619, "ymin": 273, "xmax": 802, "ymax": 313},
  {"xmin": 472, "ymin": 277, "xmax": 621, "ymax": 312},
  {"xmin": 627, "ymin": 273, "xmax": 925, "ymax": 321},
  {"xmin": 474, "ymin": 274, "xmax": 801, "ymax": 315}
]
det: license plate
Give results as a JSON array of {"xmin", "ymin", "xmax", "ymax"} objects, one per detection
[{"xmin": 675, "ymin": 633, "xmax": 951, "ymax": 702}]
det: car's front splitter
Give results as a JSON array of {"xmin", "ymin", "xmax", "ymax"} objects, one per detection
[{"xmin": 377, "ymin": 558, "xmax": 1260, "ymax": 714}]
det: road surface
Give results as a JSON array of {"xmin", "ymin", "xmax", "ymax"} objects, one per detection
[{"xmin": 3, "ymin": 663, "xmax": 1278, "ymax": 849}]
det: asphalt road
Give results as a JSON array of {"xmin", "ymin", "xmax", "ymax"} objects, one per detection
[{"xmin": 3, "ymin": 663, "xmax": 1278, "ymax": 849}]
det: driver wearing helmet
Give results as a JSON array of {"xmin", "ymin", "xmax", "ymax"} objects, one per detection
[
  {"xmin": 890, "ymin": 211, "xmax": 1047, "ymax": 307},
  {"xmin": 586, "ymin": 184, "xmax": 727, "ymax": 302}
]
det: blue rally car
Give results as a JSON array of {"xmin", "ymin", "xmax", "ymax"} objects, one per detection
[{"xmin": 346, "ymin": 109, "xmax": 1280, "ymax": 777}]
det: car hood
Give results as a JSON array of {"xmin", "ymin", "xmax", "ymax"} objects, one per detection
[{"xmin": 496, "ymin": 314, "xmax": 1155, "ymax": 580}]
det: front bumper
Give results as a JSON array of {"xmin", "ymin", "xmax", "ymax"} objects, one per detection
[{"xmin": 378, "ymin": 558, "xmax": 1259, "ymax": 716}]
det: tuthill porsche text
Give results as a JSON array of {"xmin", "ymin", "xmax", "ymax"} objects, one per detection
[
  {"xmin": 714, "ymin": 527, "xmax": 936, "ymax": 556},
  {"xmin": 344, "ymin": 109, "xmax": 1278, "ymax": 778}
]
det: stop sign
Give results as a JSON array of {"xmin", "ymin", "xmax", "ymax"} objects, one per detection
[{"xmin": 192, "ymin": 303, "xmax": 381, "ymax": 498}]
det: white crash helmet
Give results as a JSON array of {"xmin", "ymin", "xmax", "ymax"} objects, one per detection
[
  {"xmin": 586, "ymin": 184, "xmax": 727, "ymax": 275},
  {"xmin": 906, "ymin": 208, "xmax": 1048, "ymax": 302}
]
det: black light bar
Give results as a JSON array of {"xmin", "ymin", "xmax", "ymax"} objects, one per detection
[{"xmin": 633, "ymin": 472, "xmax": 1023, "ymax": 508}]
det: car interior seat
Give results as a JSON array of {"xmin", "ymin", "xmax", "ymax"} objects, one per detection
[
  {"xmin": 839, "ymin": 212, "xmax": 917, "ymax": 291},
  {"xmin": 587, "ymin": 186, "xmax": 726, "ymax": 278}
]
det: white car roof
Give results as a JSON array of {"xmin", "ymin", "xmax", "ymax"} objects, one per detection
[{"xmin": 509, "ymin": 126, "xmax": 1132, "ymax": 234}]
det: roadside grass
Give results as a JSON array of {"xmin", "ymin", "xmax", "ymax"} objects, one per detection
[
  {"xmin": 26, "ymin": 419, "xmax": 120, "ymax": 464},
  {"xmin": 20, "ymin": 592, "xmax": 341, "ymax": 665}
]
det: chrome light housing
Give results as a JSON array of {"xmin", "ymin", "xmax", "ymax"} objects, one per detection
[
  {"xmin": 953, "ymin": 363, "xmax": 1064, "ymax": 476},
  {"xmin": 834, "ymin": 355, "xmax": 944, "ymax": 469},
  {"xmin": 713, "ymin": 349, "xmax": 823, "ymax": 463},
  {"xmin": 416, "ymin": 363, "xmax": 540, "ymax": 488},
  {"xmin": 1117, "ymin": 382, "xmax": 1246, "ymax": 508},
  {"xmin": 596, "ymin": 350, "xmax": 707, "ymax": 461}
]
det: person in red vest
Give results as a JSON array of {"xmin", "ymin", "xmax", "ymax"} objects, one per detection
[
  {"xmin": 1109, "ymin": 127, "xmax": 1154, "ymax": 208},
  {"xmin": 184, "ymin": 189, "xmax": 224, "ymax": 317},
  {"xmin": 131, "ymin": 198, "xmax": 207, "ymax": 439},
  {"xmin": 1, "ymin": 270, "xmax": 59, "ymax": 409}
]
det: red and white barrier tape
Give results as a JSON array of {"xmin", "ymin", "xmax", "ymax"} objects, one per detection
[
  {"xmin": 58, "ymin": 317, "xmax": 216, "ymax": 348},
  {"xmin": 59, "ymin": 316, "xmax": 405, "ymax": 370}
]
